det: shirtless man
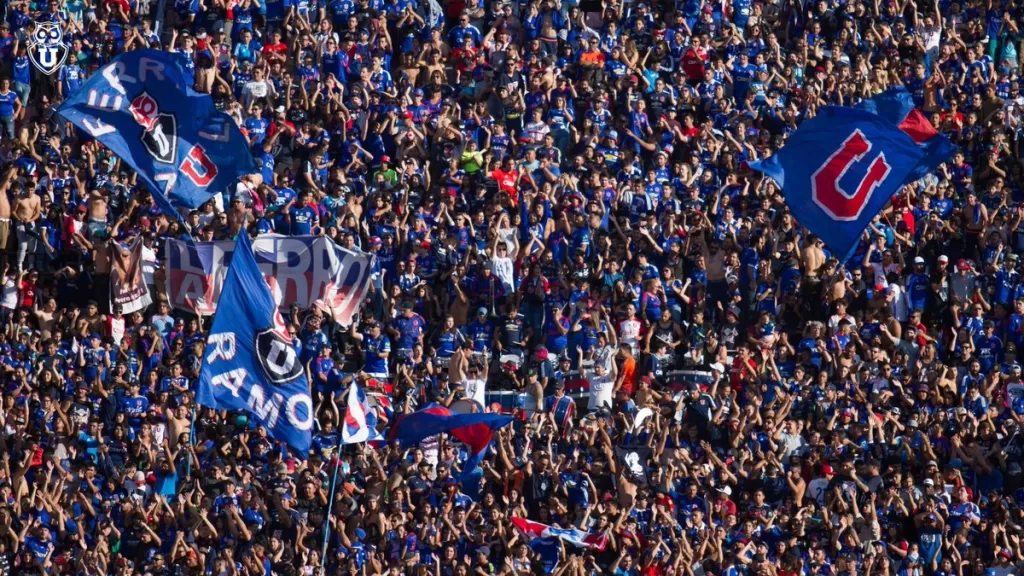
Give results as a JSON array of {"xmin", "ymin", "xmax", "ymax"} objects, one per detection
[
  {"xmin": 87, "ymin": 190, "xmax": 110, "ymax": 240},
  {"xmin": 11, "ymin": 180, "xmax": 41, "ymax": 271},
  {"xmin": 32, "ymin": 296, "xmax": 58, "ymax": 340},
  {"xmin": 0, "ymin": 166, "xmax": 14, "ymax": 273},
  {"xmin": 167, "ymin": 403, "xmax": 192, "ymax": 451},
  {"xmin": 801, "ymin": 234, "xmax": 826, "ymax": 282},
  {"xmin": 703, "ymin": 234, "xmax": 729, "ymax": 320},
  {"xmin": 76, "ymin": 300, "xmax": 106, "ymax": 337}
]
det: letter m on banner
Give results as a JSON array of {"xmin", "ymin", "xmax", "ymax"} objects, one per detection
[{"xmin": 748, "ymin": 107, "xmax": 926, "ymax": 261}]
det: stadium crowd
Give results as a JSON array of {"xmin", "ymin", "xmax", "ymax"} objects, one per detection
[{"xmin": 0, "ymin": 0, "xmax": 1023, "ymax": 571}]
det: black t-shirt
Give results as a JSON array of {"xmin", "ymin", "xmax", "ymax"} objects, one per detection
[{"xmin": 524, "ymin": 470, "xmax": 553, "ymax": 512}]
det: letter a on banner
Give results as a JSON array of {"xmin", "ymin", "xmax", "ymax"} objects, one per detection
[{"xmin": 197, "ymin": 233, "xmax": 313, "ymax": 455}]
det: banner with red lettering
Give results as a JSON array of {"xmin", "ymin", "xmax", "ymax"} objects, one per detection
[
  {"xmin": 110, "ymin": 237, "xmax": 153, "ymax": 314},
  {"xmin": 165, "ymin": 235, "xmax": 374, "ymax": 326}
]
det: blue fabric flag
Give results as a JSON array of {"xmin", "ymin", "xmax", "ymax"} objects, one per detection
[
  {"xmin": 57, "ymin": 50, "xmax": 257, "ymax": 219},
  {"xmin": 389, "ymin": 404, "xmax": 513, "ymax": 481},
  {"xmin": 854, "ymin": 87, "xmax": 955, "ymax": 184},
  {"xmin": 196, "ymin": 232, "xmax": 313, "ymax": 456},
  {"xmin": 749, "ymin": 107, "xmax": 927, "ymax": 261}
]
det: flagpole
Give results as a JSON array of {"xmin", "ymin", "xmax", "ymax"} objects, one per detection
[
  {"xmin": 320, "ymin": 385, "xmax": 349, "ymax": 576},
  {"xmin": 186, "ymin": 402, "xmax": 196, "ymax": 478}
]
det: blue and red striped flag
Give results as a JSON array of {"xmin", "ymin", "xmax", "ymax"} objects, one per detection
[
  {"xmin": 511, "ymin": 517, "xmax": 608, "ymax": 550},
  {"xmin": 389, "ymin": 404, "xmax": 513, "ymax": 480}
]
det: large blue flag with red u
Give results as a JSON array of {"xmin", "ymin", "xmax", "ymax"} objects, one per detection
[{"xmin": 749, "ymin": 106, "xmax": 946, "ymax": 261}]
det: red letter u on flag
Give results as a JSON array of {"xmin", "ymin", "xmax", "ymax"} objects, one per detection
[
  {"xmin": 811, "ymin": 130, "xmax": 892, "ymax": 221},
  {"xmin": 181, "ymin": 144, "xmax": 218, "ymax": 187}
]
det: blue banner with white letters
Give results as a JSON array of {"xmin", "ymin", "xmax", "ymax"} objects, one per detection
[
  {"xmin": 196, "ymin": 232, "xmax": 313, "ymax": 456},
  {"xmin": 57, "ymin": 49, "xmax": 256, "ymax": 218}
]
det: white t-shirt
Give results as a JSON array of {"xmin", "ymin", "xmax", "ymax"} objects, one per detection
[
  {"xmin": 827, "ymin": 313, "xmax": 856, "ymax": 334},
  {"xmin": 620, "ymin": 319, "xmax": 641, "ymax": 350},
  {"xmin": 921, "ymin": 25, "xmax": 941, "ymax": 59},
  {"xmin": 593, "ymin": 345, "xmax": 615, "ymax": 372},
  {"xmin": 142, "ymin": 244, "xmax": 157, "ymax": 287},
  {"xmin": 464, "ymin": 377, "xmax": 487, "ymax": 406},
  {"xmin": 588, "ymin": 374, "xmax": 614, "ymax": 411},
  {"xmin": 888, "ymin": 284, "xmax": 909, "ymax": 322},
  {"xmin": 108, "ymin": 316, "xmax": 126, "ymax": 346},
  {"xmin": 1, "ymin": 276, "xmax": 18, "ymax": 310},
  {"xmin": 808, "ymin": 478, "xmax": 829, "ymax": 506},
  {"xmin": 491, "ymin": 256, "xmax": 515, "ymax": 294}
]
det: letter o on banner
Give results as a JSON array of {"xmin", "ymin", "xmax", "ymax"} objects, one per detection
[{"xmin": 286, "ymin": 394, "xmax": 315, "ymax": 431}]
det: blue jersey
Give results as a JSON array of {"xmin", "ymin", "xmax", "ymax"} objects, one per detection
[
  {"xmin": 12, "ymin": 56, "xmax": 30, "ymax": 85},
  {"xmin": 245, "ymin": 117, "xmax": 269, "ymax": 145},
  {"xmin": 732, "ymin": 62, "xmax": 757, "ymax": 99},
  {"xmin": 120, "ymin": 395, "xmax": 150, "ymax": 423},
  {"xmin": 362, "ymin": 334, "xmax": 391, "ymax": 375},
  {"xmin": 732, "ymin": 0, "xmax": 752, "ymax": 24},
  {"xmin": 290, "ymin": 205, "xmax": 318, "ymax": 235},
  {"xmin": 58, "ymin": 65, "xmax": 85, "ymax": 94},
  {"xmin": 906, "ymin": 273, "xmax": 930, "ymax": 309},
  {"xmin": 0, "ymin": 91, "xmax": 17, "ymax": 117},
  {"xmin": 390, "ymin": 314, "xmax": 426, "ymax": 350},
  {"xmin": 257, "ymin": 151, "xmax": 275, "ymax": 184},
  {"xmin": 975, "ymin": 335, "xmax": 1003, "ymax": 372}
]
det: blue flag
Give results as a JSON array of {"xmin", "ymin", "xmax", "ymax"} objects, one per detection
[
  {"xmin": 389, "ymin": 403, "xmax": 513, "ymax": 481},
  {"xmin": 749, "ymin": 106, "xmax": 927, "ymax": 261},
  {"xmin": 197, "ymin": 232, "xmax": 313, "ymax": 455},
  {"xmin": 57, "ymin": 50, "xmax": 257, "ymax": 219},
  {"xmin": 854, "ymin": 87, "xmax": 955, "ymax": 185}
]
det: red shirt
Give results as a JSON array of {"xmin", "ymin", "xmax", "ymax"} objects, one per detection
[
  {"xmin": 682, "ymin": 47, "xmax": 706, "ymax": 81},
  {"xmin": 715, "ymin": 497, "xmax": 737, "ymax": 518},
  {"xmin": 729, "ymin": 356, "xmax": 756, "ymax": 391},
  {"xmin": 19, "ymin": 280, "xmax": 36, "ymax": 308},
  {"xmin": 262, "ymin": 42, "xmax": 288, "ymax": 60},
  {"xmin": 266, "ymin": 119, "xmax": 295, "ymax": 141},
  {"xmin": 105, "ymin": 0, "xmax": 131, "ymax": 13},
  {"xmin": 491, "ymin": 169, "xmax": 519, "ymax": 195}
]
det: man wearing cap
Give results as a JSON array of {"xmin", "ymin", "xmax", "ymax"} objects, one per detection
[
  {"xmin": 950, "ymin": 258, "xmax": 978, "ymax": 303},
  {"xmin": 465, "ymin": 307, "xmax": 495, "ymax": 352},
  {"xmin": 372, "ymin": 156, "xmax": 398, "ymax": 187},
  {"xmin": 80, "ymin": 331, "xmax": 110, "ymax": 384},
  {"xmin": 351, "ymin": 319, "xmax": 391, "ymax": 379},
  {"xmin": 973, "ymin": 320, "xmax": 1004, "ymax": 373},
  {"xmin": 544, "ymin": 377, "xmax": 575, "ymax": 433},
  {"xmin": 906, "ymin": 256, "xmax": 931, "ymax": 313},
  {"xmin": 808, "ymin": 464, "xmax": 834, "ymax": 506}
]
